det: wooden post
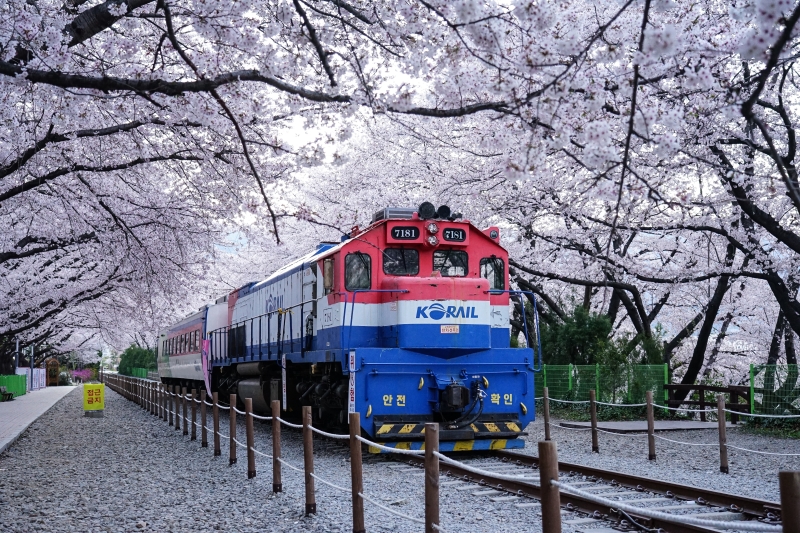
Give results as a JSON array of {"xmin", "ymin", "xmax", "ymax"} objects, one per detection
[
  {"xmin": 779, "ymin": 472, "xmax": 800, "ymax": 533},
  {"xmin": 213, "ymin": 392, "xmax": 221, "ymax": 457},
  {"xmin": 349, "ymin": 412, "xmax": 365, "ymax": 533},
  {"xmin": 161, "ymin": 384, "xmax": 166, "ymax": 421},
  {"xmin": 150, "ymin": 383, "xmax": 155, "ymax": 415},
  {"xmin": 245, "ymin": 397, "xmax": 256, "ymax": 479},
  {"xmin": 646, "ymin": 390, "xmax": 656, "ymax": 461},
  {"xmin": 182, "ymin": 386, "xmax": 189, "ymax": 436},
  {"xmin": 302, "ymin": 405, "xmax": 316, "ymax": 515},
  {"xmin": 590, "ymin": 389, "xmax": 599, "ymax": 453},
  {"xmin": 539, "ymin": 440, "xmax": 562, "ymax": 533},
  {"xmin": 700, "ymin": 390, "xmax": 707, "ymax": 422},
  {"xmin": 424, "ymin": 422, "xmax": 440, "ymax": 533},
  {"xmin": 169, "ymin": 385, "xmax": 174, "ymax": 426},
  {"xmin": 717, "ymin": 394, "xmax": 729, "ymax": 474},
  {"xmin": 201, "ymin": 390, "xmax": 208, "ymax": 448},
  {"xmin": 230, "ymin": 393, "xmax": 237, "ymax": 466},
  {"xmin": 543, "ymin": 386, "xmax": 552, "ymax": 441},
  {"xmin": 272, "ymin": 400, "xmax": 282, "ymax": 493},
  {"xmin": 191, "ymin": 389, "xmax": 197, "ymax": 441},
  {"xmin": 175, "ymin": 386, "xmax": 182, "ymax": 432}
]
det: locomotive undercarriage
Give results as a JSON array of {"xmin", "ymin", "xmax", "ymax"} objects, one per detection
[{"xmin": 211, "ymin": 362, "xmax": 350, "ymax": 430}]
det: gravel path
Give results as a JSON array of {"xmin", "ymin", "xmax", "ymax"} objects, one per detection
[
  {"xmin": 2, "ymin": 387, "xmax": 798, "ymax": 533},
  {"xmin": 520, "ymin": 417, "xmax": 800, "ymax": 502}
]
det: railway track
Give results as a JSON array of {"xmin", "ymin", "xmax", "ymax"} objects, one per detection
[{"xmin": 396, "ymin": 449, "xmax": 781, "ymax": 533}]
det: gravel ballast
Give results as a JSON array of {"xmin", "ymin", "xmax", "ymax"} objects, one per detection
[
  {"xmin": 521, "ymin": 417, "xmax": 800, "ymax": 502},
  {"xmin": 1, "ymin": 387, "xmax": 798, "ymax": 533}
]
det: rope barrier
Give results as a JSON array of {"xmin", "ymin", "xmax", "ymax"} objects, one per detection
[
  {"xmin": 596, "ymin": 401, "xmax": 648, "ymax": 407},
  {"xmin": 723, "ymin": 409, "xmax": 800, "ymax": 419},
  {"xmin": 217, "ymin": 431, "xmax": 230, "ymax": 440},
  {"xmin": 726, "ymin": 445, "xmax": 800, "ymax": 457},
  {"xmin": 596, "ymin": 428, "xmax": 648, "ymax": 438},
  {"xmin": 433, "ymin": 452, "xmax": 536, "ymax": 482},
  {"xmin": 355, "ymin": 435, "xmax": 424, "ymax": 455},
  {"xmin": 653, "ymin": 435, "xmax": 718, "ymax": 447},
  {"xmin": 548, "ymin": 398, "xmax": 590, "ymax": 404},
  {"xmin": 204, "ymin": 400, "xmax": 214, "ymax": 407},
  {"xmin": 276, "ymin": 417, "xmax": 303, "ymax": 429},
  {"xmin": 310, "ymin": 426, "xmax": 350, "ymax": 440},
  {"xmin": 217, "ymin": 405, "xmax": 231, "ymax": 411},
  {"xmin": 233, "ymin": 407, "xmax": 245, "ymax": 415},
  {"xmin": 358, "ymin": 492, "xmax": 425, "ymax": 524},
  {"xmin": 552, "ymin": 480, "xmax": 782, "ymax": 531},
  {"xmin": 250, "ymin": 447, "xmax": 273, "ymax": 459},
  {"xmin": 251, "ymin": 413, "xmax": 273, "ymax": 421},
  {"xmin": 277, "ymin": 457, "xmax": 304, "ymax": 473},
  {"xmin": 311, "ymin": 472, "xmax": 350, "ymax": 493},
  {"xmin": 233, "ymin": 437, "xmax": 248, "ymax": 449}
]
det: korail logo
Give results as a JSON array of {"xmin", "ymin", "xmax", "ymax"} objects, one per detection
[{"xmin": 416, "ymin": 303, "xmax": 478, "ymax": 320}]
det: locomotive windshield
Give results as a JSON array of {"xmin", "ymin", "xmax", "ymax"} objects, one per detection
[
  {"xmin": 383, "ymin": 248, "xmax": 420, "ymax": 276},
  {"xmin": 345, "ymin": 252, "xmax": 371, "ymax": 290},
  {"xmin": 480, "ymin": 257, "xmax": 505, "ymax": 290},
  {"xmin": 433, "ymin": 249, "xmax": 468, "ymax": 277}
]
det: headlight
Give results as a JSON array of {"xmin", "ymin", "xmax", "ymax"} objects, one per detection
[
  {"xmin": 427, "ymin": 235, "xmax": 439, "ymax": 246},
  {"xmin": 426, "ymin": 222, "xmax": 439, "ymax": 234}
]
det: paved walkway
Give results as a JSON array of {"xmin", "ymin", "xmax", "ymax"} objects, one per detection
[
  {"xmin": 0, "ymin": 386, "xmax": 76, "ymax": 454},
  {"xmin": 560, "ymin": 420, "xmax": 734, "ymax": 433}
]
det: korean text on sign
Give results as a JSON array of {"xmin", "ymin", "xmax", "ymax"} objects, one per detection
[{"xmin": 83, "ymin": 383, "xmax": 105, "ymax": 411}]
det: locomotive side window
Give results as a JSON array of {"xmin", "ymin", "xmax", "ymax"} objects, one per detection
[
  {"xmin": 323, "ymin": 258, "xmax": 334, "ymax": 294},
  {"xmin": 480, "ymin": 257, "xmax": 505, "ymax": 290},
  {"xmin": 433, "ymin": 250, "xmax": 468, "ymax": 277},
  {"xmin": 345, "ymin": 252, "xmax": 371, "ymax": 290},
  {"xmin": 383, "ymin": 248, "xmax": 419, "ymax": 276}
]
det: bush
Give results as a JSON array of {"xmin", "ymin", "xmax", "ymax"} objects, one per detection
[{"xmin": 118, "ymin": 345, "xmax": 156, "ymax": 376}]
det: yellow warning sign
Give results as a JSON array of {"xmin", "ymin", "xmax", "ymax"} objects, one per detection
[{"xmin": 83, "ymin": 383, "xmax": 105, "ymax": 411}]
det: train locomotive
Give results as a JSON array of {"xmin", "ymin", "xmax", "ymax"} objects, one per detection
[{"xmin": 157, "ymin": 203, "xmax": 540, "ymax": 451}]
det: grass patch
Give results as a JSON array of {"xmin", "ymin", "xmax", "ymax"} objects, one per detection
[{"xmin": 534, "ymin": 400, "xmax": 692, "ymax": 422}]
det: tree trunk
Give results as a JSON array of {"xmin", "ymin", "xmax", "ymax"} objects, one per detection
[{"xmin": 672, "ymin": 244, "xmax": 736, "ymax": 402}]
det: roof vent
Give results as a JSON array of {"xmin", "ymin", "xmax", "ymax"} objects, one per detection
[{"xmin": 372, "ymin": 207, "xmax": 416, "ymax": 223}]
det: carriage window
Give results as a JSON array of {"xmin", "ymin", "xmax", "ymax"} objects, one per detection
[
  {"xmin": 345, "ymin": 253, "xmax": 371, "ymax": 290},
  {"xmin": 433, "ymin": 250, "xmax": 468, "ymax": 277},
  {"xmin": 383, "ymin": 249, "xmax": 419, "ymax": 276},
  {"xmin": 480, "ymin": 257, "xmax": 505, "ymax": 290}
]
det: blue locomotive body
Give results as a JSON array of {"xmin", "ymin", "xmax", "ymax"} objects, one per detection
[{"xmin": 158, "ymin": 207, "xmax": 540, "ymax": 451}]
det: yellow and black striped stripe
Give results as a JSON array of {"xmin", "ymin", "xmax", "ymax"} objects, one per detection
[{"xmin": 375, "ymin": 420, "xmax": 523, "ymax": 440}]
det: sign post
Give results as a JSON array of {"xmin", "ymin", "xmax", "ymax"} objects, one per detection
[{"xmin": 83, "ymin": 383, "xmax": 105, "ymax": 418}]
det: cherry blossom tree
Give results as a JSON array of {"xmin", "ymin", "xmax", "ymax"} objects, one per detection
[{"xmin": 2, "ymin": 0, "xmax": 800, "ymax": 389}]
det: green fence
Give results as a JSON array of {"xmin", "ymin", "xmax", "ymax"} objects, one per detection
[
  {"xmin": 0, "ymin": 375, "xmax": 27, "ymax": 398},
  {"xmin": 750, "ymin": 364, "xmax": 800, "ymax": 415},
  {"xmin": 121, "ymin": 367, "xmax": 149, "ymax": 378},
  {"xmin": 536, "ymin": 364, "xmax": 668, "ymax": 404}
]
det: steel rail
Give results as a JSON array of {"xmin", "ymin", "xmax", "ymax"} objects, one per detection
[
  {"xmin": 495, "ymin": 450, "xmax": 782, "ymax": 519},
  {"xmin": 400, "ymin": 454, "xmax": 729, "ymax": 533}
]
